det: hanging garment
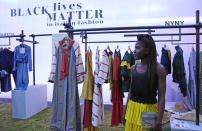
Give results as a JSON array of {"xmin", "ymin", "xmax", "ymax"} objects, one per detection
[
  {"xmin": 49, "ymin": 37, "xmax": 85, "ymax": 131},
  {"xmin": 172, "ymin": 45, "xmax": 187, "ymax": 97},
  {"xmin": 13, "ymin": 44, "xmax": 32, "ymax": 90},
  {"xmin": 108, "ymin": 51, "xmax": 113, "ymax": 101},
  {"xmin": 81, "ymin": 50, "xmax": 94, "ymax": 100},
  {"xmin": 167, "ymin": 49, "xmax": 171, "ymax": 74},
  {"xmin": 187, "ymin": 48, "xmax": 196, "ymax": 109},
  {"xmin": 97, "ymin": 49, "xmax": 110, "ymax": 87},
  {"xmin": 200, "ymin": 51, "xmax": 202, "ymax": 114},
  {"xmin": 0, "ymin": 49, "xmax": 17, "ymax": 92},
  {"xmin": 0, "ymin": 70, "xmax": 7, "ymax": 94},
  {"xmin": 120, "ymin": 51, "xmax": 135, "ymax": 92},
  {"xmin": 48, "ymin": 33, "xmax": 68, "ymax": 83},
  {"xmin": 81, "ymin": 50, "xmax": 97, "ymax": 130},
  {"xmin": 161, "ymin": 48, "xmax": 171, "ymax": 75},
  {"xmin": 92, "ymin": 48, "xmax": 104, "ymax": 127},
  {"xmin": 111, "ymin": 50, "xmax": 124, "ymax": 126}
]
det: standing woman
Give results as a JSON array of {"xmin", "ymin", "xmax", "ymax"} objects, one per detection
[{"xmin": 123, "ymin": 34, "xmax": 166, "ymax": 131}]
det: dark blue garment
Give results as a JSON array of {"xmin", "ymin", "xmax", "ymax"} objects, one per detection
[
  {"xmin": 0, "ymin": 71, "xmax": 6, "ymax": 78},
  {"xmin": 161, "ymin": 48, "xmax": 171, "ymax": 75},
  {"xmin": 0, "ymin": 49, "xmax": 17, "ymax": 92},
  {"xmin": 13, "ymin": 44, "xmax": 32, "ymax": 90}
]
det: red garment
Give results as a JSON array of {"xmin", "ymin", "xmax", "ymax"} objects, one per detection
[
  {"xmin": 59, "ymin": 40, "xmax": 74, "ymax": 80},
  {"xmin": 83, "ymin": 100, "xmax": 93, "ymax": 128},
  {"xmin": 111, "ymin": 51, "xmax": 124, "ymax": 126}
]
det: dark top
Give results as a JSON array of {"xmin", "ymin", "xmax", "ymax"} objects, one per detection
[
  {"xmin": 172, "ymin": 45, "xmax": 187, "ymax": 97},
  {"xmin": 130, "ymin": 65, "xmax": 158, "ymax": 104},
  {"xmin": 0, "ymin": 49, "xmax": 17, "ymax": 92},
  {"xmin": 161, "ymin": 48, "xmax": 171, "ymax": 75}
]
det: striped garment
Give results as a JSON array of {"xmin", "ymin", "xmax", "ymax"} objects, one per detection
[
  {"xmin": 49, "ymin": 35, "xmax": 85, "ymax": 131},
  {"xmin": 92, "ymin": 49, "xmax": 110, "ymax": 127},
  {"xmin": 48, "ymin": 33, "xmax": 67, "ymax": 83}
]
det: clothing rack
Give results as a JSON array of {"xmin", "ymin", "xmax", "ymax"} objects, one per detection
[
  {"xmin": 0, "ymin": 30, "xmax": 39, "ymax": 86},
  {"xmin": 57, "ymin": 10, "xmax": 202, "ymax": 125},
  {"xmin": 15, "ymin": 30, "xmax": 39, "ymax": 86},
  {"xmin": 28, "ymin": 29, "xmax": 156, "ymax": 83},
  {"xmin": 81, "ymin": 28, "xmax": 181, "ymax": 43},
  {"xmin": 0, "ymin": 30, "xmax": 25, "ymax": 46}
]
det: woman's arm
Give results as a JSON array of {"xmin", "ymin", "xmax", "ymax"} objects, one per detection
[{"xmin": 152, "ymin": 63, "xmax": 166, "ymax": 130}]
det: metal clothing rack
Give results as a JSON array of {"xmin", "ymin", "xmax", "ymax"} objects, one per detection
[
  {"xmin": 57, "ymin": 10, "xmax": 202, "ymax": 125},
  {"xmin": 28, "ymin": 29, "xmax": 157, "ymax": 83},
  {"xmin": 0, "ymin": 30, "xmax": 26, "ymax": 46},
  {"xmin": 15, "ymin": 30, "xmax": 39, "ymax": 86},
  {"xmin": 0, "ymin": 30, "xmax": 39, "ymax": 86}
]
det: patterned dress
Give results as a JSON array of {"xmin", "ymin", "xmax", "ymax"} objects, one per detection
[
  {"xmin": 92, "ymin": 48, "xmax": 105, "ymax": 127},
  {"xmin": 49, "ymin": 35, "xmax": 85, "ymax": 131}
]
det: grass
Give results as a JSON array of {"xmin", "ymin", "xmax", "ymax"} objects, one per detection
[{"xmin": 0, "ymin": 103, "xmax": 124, "ymax": 131}]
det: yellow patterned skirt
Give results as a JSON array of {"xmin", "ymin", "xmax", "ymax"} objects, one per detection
[{"xmin": 125, "ymin": 100, "xmax": 158, "ymax": 131}]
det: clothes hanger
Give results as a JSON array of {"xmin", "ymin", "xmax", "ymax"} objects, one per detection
[
  {"xmin": 20, "ymin": 41, "xmax": 24, "ymax": 48},
  {"xmin": 163, "ymin": 44, "xmax": 167, "ymax": 49},
  {"xmin": 107, "ymin": 44, "xmax": 111, "ymax": 52},
  {"xmin": 128, "ymin": 43, "xmax": 131, "ymax": 53}
]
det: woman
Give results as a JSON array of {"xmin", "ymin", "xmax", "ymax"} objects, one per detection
[{"xmin": 123, "ymin": 34, "xmax": 166, "ymax": 131}]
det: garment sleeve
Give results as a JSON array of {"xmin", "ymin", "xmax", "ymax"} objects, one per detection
[
  {"xmin": 0, "ymin": 71, "xmax": 6, "ymax": 78},
  {"xmin": 48, "ymin": 42, "xmax": 57, "ymax": 83},
  {"xmin": 28, "ymin": 46, "xmax": 32, "ymax": 71},
  {"xmin": 97, "ymin": 51, "xmax": 109, "ymax": 85},
  {"xmin": 74, "ymin": 42, "xmax": 85, "ymax": 84},
  {"xmin": 13, "ymin": 47, "xmax": 17, "ymax": 71}
]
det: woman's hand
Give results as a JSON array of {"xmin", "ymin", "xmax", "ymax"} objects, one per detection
[{"xmin": 150, "ymin": 122, "xmax": 162, "ymax": 131}]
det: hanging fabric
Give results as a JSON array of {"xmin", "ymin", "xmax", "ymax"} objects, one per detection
[
  {"xmin": 48, "ymin": 33, "xmax": 68, "ymax": 83},
  {"xmin": 187, "ymin": 48, "xmax": 196, "ymax": 110},
  {"xmin": 108, "ymin": 49, "xmax": 113, "ymax": 102},
  {"xmin": 92, "ymin": 47, "xmax": 105, "ymax": 127},
  {"xmin": 0, "ymin": 70, "xmax": 7, "ymax": 94},
  {"xmin": 13, "ymin": 44, "xmax": 32, "ymax": 90},
  {"xmin": 0, "ymin": 48, "xmax": 17, "ymax": 92},
  {"xmin": 172, "ymin": 45, "xmax": 187, "ymax": 97},
  {"xmin": 160, "ymin": 47, "xmax": 171, "ymax": 75},
  {"xmin": 111, "ymin": 49, "xmax": 124, "ymax": 126},
  {"xmin": 49, "ymin": 34, "xmax": 85, "ymax": 131},
  {"xmin": 81, "ymin": 49, "xmax": 97, "ymax": 131},
  {"xmin": 120, "ymin": 50, "xmax": 135, "ymax": 92}
]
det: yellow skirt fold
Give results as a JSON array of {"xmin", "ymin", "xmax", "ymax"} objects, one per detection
[{"xmin": 125, "ymin": 100, "xmax": 158, "ymax": 131}]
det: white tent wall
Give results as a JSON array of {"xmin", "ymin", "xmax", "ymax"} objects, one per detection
[{"xmin": 0, "ymin": 0, "xmax": 202, "ymax": 105}]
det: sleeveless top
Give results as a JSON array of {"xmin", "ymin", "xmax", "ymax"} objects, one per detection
[{"xmin": 130, "ymin": 65, "xmax": 158, "ymax": 104}]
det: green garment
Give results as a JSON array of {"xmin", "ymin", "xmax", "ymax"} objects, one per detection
[
  {"xmin": 172, "ymin": 46, "xmax": 187, "ymax": 96},
  {"xmin": 172, "ymin": 46, "xmax": 186, "ymax": 84},
  {"xmin": 120, "ymin": 51, "xmax": 135, "ymax": 92}
]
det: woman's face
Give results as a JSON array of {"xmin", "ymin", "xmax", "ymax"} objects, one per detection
[{"xmin": 133, "ymin": 41, "xmax": 147, "ymax": 60}]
